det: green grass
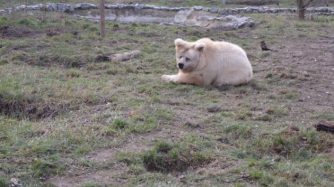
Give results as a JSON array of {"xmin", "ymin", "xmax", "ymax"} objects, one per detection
[
  {"xmin": 0, "ymin": 3, "xmax": 334, "ymax": 187},
  {"xmin": 141, "ymin": 137, "xmax": 213, "ymax": 172}
]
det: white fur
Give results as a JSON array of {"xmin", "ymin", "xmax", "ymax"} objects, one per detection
[{"xmin": 161, "ymin": 38, "xmax": 253, "ymax": 86}]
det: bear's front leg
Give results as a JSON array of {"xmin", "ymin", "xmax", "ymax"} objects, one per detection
[
  {"xmin": 161, "ymin": 73, "xmax": 204, "ymax": 85},
  {"xmin": 161, "ymin": 74, "xmax": 179, "ymax": 83}
]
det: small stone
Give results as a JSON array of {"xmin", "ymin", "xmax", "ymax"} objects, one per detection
[{"xmin": 10, "ymin": 178, "xmax": 18, "ymax": 186}]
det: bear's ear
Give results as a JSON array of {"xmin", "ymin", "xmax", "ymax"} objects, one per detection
[
  {"xmin": 175, "ymin": 38, "xmax": 186, "ymax": 49},
  {"xmin": 195, "ymin": 43, "xmax": 205, "ymax": 52}
]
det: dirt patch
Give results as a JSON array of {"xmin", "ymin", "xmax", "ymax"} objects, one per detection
[
  {"xmin": 195, "ymin": 159, "xmax": 243, "ymax": 177},
  {"xmin": 0, "ymin": 92, "xmax": 62, "ymax": 120},
  {"xmin": 49, "ymin": 138, "xmax": 150, "ymax": 186},
  {"xmin": 48, "ymin": 165, "xmax": 126, "ymax": 187},
  {"xmin": 89, "ymin": 140, "xmax": 149, "ymax": 162},
  {"xmin": 0, "ymin": 25, "xmax": 43, "ymax": 39},
  {"xmin": 0, "ymin": 25, "xmax": 72, "ymax": 39},
  {"xmin": 262, "ymin": 36, "xmax": 334, "ymax": 111}
]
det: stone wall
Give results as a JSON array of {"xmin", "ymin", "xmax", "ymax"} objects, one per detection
[
  {"xmin": 1, "ymin": 3, "xmax": 334, "ymax": 16},
  {"xmin": 1, "ymin": 3, "xmax": 333, "ymax": 31}
]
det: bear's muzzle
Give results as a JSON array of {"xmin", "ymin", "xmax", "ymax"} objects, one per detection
[{"xmin": 178, "ymin": 63, "xmax": 184, "ymax": 69}]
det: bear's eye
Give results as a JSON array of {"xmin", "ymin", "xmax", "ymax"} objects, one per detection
[
  {"xmin": 185, "ymin": 57, "xmax": 190, "ymax": 61},
  {"xmin": 179, "ymin": 56, "xmax": 182, "ymax": 59}
]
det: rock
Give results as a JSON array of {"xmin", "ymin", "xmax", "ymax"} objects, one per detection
[
  {"xmin": 170, "ymin": 7, "xmax": 184, "ymax": 11},
  {"xmin": 46, "ymin": 3, "xmax": 57, "ymax": 11},
  {"xmin": 144, "ymin": 5, "xmax": 158, "ymax": 9},
  {"xmin": 237, "ymin": 8, "xmax": 246, "ymax": 14},
  {"xmin": 174, "ymin": 8, "xmax": 194, "ymax": 24},
  {"xmin": 74, "ymin": 3, "xmax": 98, "ymax": 10},
  {"xmin": 57, "ymin": 3, "xmax": 71, "ymax": 12},
  {"xmin": 117, "ymin": 4, "xmax": 125, "ymax": 9},
  {"xmin": 208, "ymin": 8, "xmax": 219, "ymax": 13},
  {"xmin": 134, "ymin": 4, "xmax": 145, "ymax": 9},
  {"xmin": 197, "ymin": 16, "xmax": 216, "ymax": 21},
  {"xmin": 105, "ymin": 4, "xmax": 118, "ymax": 9},
  {"xmin": 15, "ymin": 5, "xmax": 26, "ymax": 11},
  {"xmin": 269, "ymin": 8, "xmax": 278, "ymax": 13},
  {"xmin": 11, "ymin": 178, "xmax": 19, "ymax": 186},
  {"xmin": 194, "ymin": 6, "xmax": 203, "ymax": 11}
]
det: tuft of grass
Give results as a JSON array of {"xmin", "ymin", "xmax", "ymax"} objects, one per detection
[
  {"xmin": 115, "ymin": 151, "xmax": 141, "ymax": 166},
  {"xmin": 312, "ymin": 112, "xmax": 334, "ymax": 121},
  {"xmin": 265, "ymin": 105, "xmax": 288, "ymax": 117},
  {"xmin": 141, "ymin": 135, "xmax": 213, "ymax": 172},
  {"xmin": 224, "ymin": 123, "xmax": 253, "ymax": 139},
  {"xmin": 31, "ymin": 159, "xmax": 65, "ymax": 178},
  {"xmin": 114, "ymin": 118, "xmax": 129, "ymax": 129},
  {"xmin": 0, "ymin": 178, "xmax": 10, "ymax": 187}
]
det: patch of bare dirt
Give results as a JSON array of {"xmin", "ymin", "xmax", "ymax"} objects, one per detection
[
  {"xmin": 0, "ymin": 25, "xmax": 71, "ymax": 39},
  {"xmin": 89, "ymin": 140, "xmax": 149, "ymax": 162},
  {"xmin": 195, "ymin": 159, "xmax": 243, "ymax": 177},
  {"xmin": 48, "ymin": 136, "xmax": 150, "ymax": 186},
  {"xmin": 48, "ymin": 164, "xmax": 126, "ymax": 187},
  {"xmin": 0, "ymin": 25, "xmax": 42, "ymax": 39},
  {"xmin": 267, "ymin": 36, "xmax": 334, "ymax": 109},
  {"xmin": 0, "ymin": 94, "xmax": 62, "ymax": 121}
]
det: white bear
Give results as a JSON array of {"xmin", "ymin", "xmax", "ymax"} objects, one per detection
[{"xmin": 161, "ymin": 38, "xmax": 253, "ymax": 86}]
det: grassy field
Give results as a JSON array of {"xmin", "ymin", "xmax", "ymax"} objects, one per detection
[{"xmin": 1, "ymin": 1, "xmax": 334, "ymax": 187}]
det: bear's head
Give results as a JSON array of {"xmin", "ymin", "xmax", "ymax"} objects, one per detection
[{"xmin": 174, "ymin": 38, "xmax": 205, "ymax": 72}]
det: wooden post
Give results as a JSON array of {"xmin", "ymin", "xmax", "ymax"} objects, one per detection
[{"xmin": 100, "ymin": 0, "xmax": 105, "ymax": 38}]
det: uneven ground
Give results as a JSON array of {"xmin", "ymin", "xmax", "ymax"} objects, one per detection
[{"xmin": 0, "ymin": 2, "xmax": 334, "ymax": 187}]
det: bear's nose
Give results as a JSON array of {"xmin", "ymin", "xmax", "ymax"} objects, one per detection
[{"xmin": 178, "ymin": 63, "xmax": 184, "ymax": 69}]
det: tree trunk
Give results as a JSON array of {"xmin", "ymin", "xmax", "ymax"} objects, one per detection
[
  {"xmin": 297, "ymin": 0, "xmax": 305, "ymax": 19},
  {"xmin": 297, "ymin": 0, "xmax": 315, "ymax": 20}
]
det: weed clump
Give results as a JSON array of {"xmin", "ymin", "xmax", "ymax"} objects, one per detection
[
  {"xmin": 142, "ymin": 137, "xmax": 213, "ymax": 172},
  {"xmin": 114, "ymin": 118, "xmax": 129, "ymax": 129},
  {"xmin": 0, "ymin": 59, "xmax": 8, "ymax": 65},
  {"xmin": 268, "ymin": 127, "xmax": 334, "ymax": 160},
  {"xmin": 0, "ymin": 91, "xmax": 63, "ymax": 120},
  {"xmin": 32, "ymin": 159, "xmax": 64, "ymax": 179},
  {"xmin": 0, "ymin": 178, "xmax": 10, "ymax": 187}
]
